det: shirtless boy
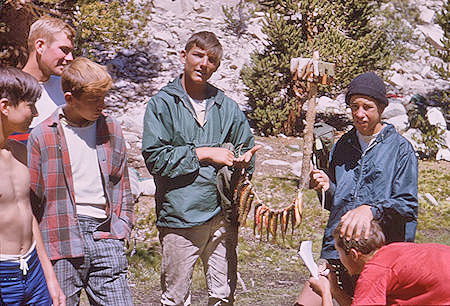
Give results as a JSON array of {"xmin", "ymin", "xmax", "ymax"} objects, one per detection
[{"xmin": 0, "ymin": 66, "xmax": 64, "ymax": 305}]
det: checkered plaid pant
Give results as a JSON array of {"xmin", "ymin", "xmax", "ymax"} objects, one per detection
[{"xmin": 52, "ymin": 216, "xmax": 133, "ymax": 306}]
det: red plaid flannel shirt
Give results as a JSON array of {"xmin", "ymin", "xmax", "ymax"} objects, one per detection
[{"xmin": 27, "ymin": 109, "xmax": 135, "ymax": 260}]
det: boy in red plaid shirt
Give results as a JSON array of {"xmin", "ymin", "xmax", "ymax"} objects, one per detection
[{"xmin": 28, "ymin": 57, "xmax": 135, "ymax": 305}]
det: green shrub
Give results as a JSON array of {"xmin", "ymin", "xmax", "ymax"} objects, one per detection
[
  {"xmin": 222, "ymin": 0, "xmax": 254, "ymax": 37},
  {"xmin": 433, "ymin": 0, "xmax": 449, "ymax": 80},
  {"xmin": 407, "ymin": 94, "xmax": 447, "ymax": 160},
  {"xmin": 436, "ymin": 0, "xmax": 449, "ymax": 63}
]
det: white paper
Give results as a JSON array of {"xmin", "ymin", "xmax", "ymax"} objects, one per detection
[{"xmin": 298, "ymin": 240, "xmax": 319, "ymax": 278}]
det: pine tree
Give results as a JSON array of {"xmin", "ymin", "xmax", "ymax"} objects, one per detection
[
  {"xmin": 241, "ymin": 0, "xmax": 394, "ymax": 136},
  {"xmin": 433, "ymin": 0, "xmax": 449, "ymax": 133},
  {"xmin": 435, "ymin": 0, "xmax": 449, "ymax": 80}
]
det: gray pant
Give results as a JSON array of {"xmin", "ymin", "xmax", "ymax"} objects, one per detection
[
  {"xmin": 159, "ymin": 214, "xmax": 237, "ymax": 306},
  {"xmin": 52, "ymin": 216, "xmax": 133, "ymax": 306}
]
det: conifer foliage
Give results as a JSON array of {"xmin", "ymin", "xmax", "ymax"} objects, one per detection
[
  {"xmin": 437, "ymin": 0, "xmax": 449, "ymax": 63},
  {"xmin": 241, "ymin": 0, "xmax": 394, "ymax": 136},
  {"xmin": 436, "ymin": 0, "xmax": 449, "ymax": 79}
]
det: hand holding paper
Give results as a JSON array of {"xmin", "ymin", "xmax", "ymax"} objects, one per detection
[{"xmin": 298, "ymin": 240, "xmax": 329, "ymax": 279}]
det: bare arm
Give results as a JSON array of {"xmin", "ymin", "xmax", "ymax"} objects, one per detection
[
  {"xmin": 10, "ymin": 137, "xmax": 64, "ymax": 304},
  {"xmin": 307, "ymin": 276, "xmax": 353, "ymax": 306},
  {"xmin": 32, "ymin": 217, "xmax": 66, "ymax": 306},
  {"xmin": 307, "ymin": 276, "xmax": 333, "ymax": 306}
]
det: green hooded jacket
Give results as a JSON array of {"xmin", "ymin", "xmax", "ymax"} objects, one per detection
[{"xmin": 142, "ymin": 76, "xmax": 255, "ymax": 228}]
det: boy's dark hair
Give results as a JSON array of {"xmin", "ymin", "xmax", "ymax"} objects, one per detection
[
  {"xmin": 185, "ymin": 31, "xmax": 223, "ymax": 61},
  {"xmin": 333, "ymin": 220, "xmax": 386, "ymax": 255},
  {"xmin": 0, "ymin": 66, "xmax": 41, "ymax": 106}
]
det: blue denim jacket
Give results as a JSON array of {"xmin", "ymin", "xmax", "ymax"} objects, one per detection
[{"xmin": 321, "ymin": 124, "xmax": 418, "ymax": 260}]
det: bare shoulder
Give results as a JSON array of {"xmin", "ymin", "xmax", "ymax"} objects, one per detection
[{"xmin": 7, "ymin": 139, "xmax": 27, "ymax": 166}]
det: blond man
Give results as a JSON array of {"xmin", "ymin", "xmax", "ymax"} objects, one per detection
[
  {"xmin": 10, "ymin": 16, "xmax": 75, "ymax": 144},
  {"xmin": 0, "ymin": 66, "xmax": 65, "ymax": 305},
  {"xmin": 28, "ymin": 57, "xmax": 134, "ymax": 305}
]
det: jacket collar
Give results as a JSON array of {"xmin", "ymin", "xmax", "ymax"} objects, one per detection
[
  {"xmin": 376, "ymin": 123, "xmax": 396, "ymax": 142},
  {"xmin": 168, "ymin": 75, "xmax": 225, "ymax": 106},
  {"xmin": 347, "ymin": 123, "xmax": 396, "ymax": 150}
]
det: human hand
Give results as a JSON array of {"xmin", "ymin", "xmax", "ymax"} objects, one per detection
[
  {"xmin": 308, "ymin": 275, "xmax": 331, "ymax": 298},
  {"xmin": 340, "ymin": 205, "xmax": 373, "ymax": 241},
  {"xmin": 47, "ymin": 279, "xmax": 66, "ymax": 306},
  {"xmin": 317, "ymin": 260, "xmax": 330, "ymax": 277},
  {"xmin": 233, "ymin": 145, "xmax": 262, "ymax": 168},
  {"xmin": 309, "ymin": 169, "xmax": 330, "ymax": 192},
  {"xmin": 311, "ymin": 259, "xmax": 342, "ymax": 296},
  {"xmin": 196, "ymin": 147, "xmax": 234, "ymax": 166}
]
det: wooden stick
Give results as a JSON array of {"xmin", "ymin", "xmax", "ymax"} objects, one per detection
[{"xmin": 299, "ymin": 82, "xmax": 318, "ymax": 190}]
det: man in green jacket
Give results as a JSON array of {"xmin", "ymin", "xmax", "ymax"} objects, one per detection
[{"xmin": 142, "ymin": 31, "xmax": 259, "ymax": 306}]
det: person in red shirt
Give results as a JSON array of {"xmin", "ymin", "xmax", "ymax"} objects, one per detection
[{"xmin": 308, "ymin": 220, "xmax": 450, "ymax": 306}]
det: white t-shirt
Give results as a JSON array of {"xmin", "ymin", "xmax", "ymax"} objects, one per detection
[
  {"xmin": 357, "ymin": 129, "xmax": 382, "ymax": 153},
  {"xmin": 30, "ymin": 75, "xmax": 65, "ymax": 128},
  {"xmin": 188, "ymin": 96, "xmax": 207, "ymax": 126},
  {"xmin": 61, "ymin": 120, "xmax": 107, "ymax": 219}
]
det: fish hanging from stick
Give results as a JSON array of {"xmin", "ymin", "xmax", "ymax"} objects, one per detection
[{"xmin": 228, "ymin": 52, "xmax": 334, "ymax": 244}]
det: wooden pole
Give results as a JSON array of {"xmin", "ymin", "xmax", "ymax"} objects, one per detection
[{"xmin": 299, "ymin": 82, "xmax": 318, "ymax": 190}]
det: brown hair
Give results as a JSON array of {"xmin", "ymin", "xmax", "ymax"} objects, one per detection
[
  {"xmin": 61, "ymin": 57, "xmax": 112, "ymax": 98},
  {"xmin": 185, "ymin": 31, "xmax": 223, "ymax": 61},
  {"xmin": 333, "ymin": 220, "xmax": 385, "ymax": 255},
  {"xmin": 28, "ymin": 16, "xmax": 75, "ymax": 52},
  {"xmin": 0, "ymin": 66, "xmax": 41, "ymax": 106}
]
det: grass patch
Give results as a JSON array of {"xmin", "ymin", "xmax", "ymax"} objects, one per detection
[
  {"xmin": 418, "ymin": 161, "xmax": 450, "ymax": 202},
  {"xmin": 416, "ymin": 161, "xmax": 450, "ymax": 244}
]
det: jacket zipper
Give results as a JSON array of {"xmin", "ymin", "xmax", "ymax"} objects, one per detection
[{"xmin": 353, "ymin": 138, "xmax": 379, "ymax": 199}]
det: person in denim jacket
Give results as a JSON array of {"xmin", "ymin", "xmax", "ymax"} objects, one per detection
[{"xmin": 296, "ymin": 72, "xmax": 418, "ymax": 306}]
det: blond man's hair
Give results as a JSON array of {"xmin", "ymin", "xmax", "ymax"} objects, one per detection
[
  {"xmin": 61, "ymin": 57, "xmax": 112, "ymax": 98},
  {"xmin": 28, "ymin": 16, "xmax": 76, "ymax": 51}
]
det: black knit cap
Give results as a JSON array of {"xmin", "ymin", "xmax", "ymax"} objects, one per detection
[{"xmin": 345, "ymin": 72, "xmax": 388, "ymax": 106}]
